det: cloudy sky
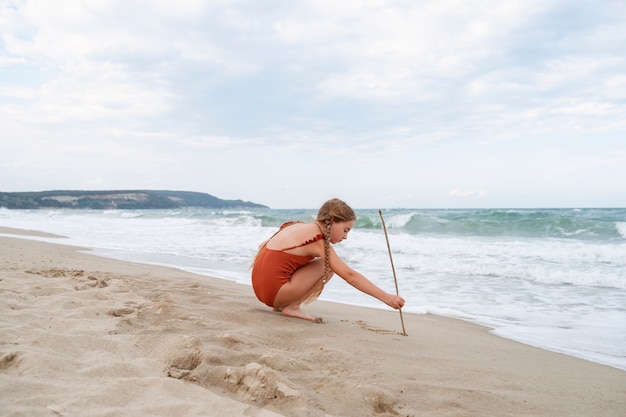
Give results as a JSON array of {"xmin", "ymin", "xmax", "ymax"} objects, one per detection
[{"xmin": 1, "ymin": 0, "xmax": 625, "ymax": 209}]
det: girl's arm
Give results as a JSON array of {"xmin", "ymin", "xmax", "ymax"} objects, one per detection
[{"xmin": 328, "ymin": 246, "xmax": 405, "ymax": 309}]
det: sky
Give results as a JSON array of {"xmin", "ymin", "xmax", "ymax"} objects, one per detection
[{"xmin": 1, "ymin": 0, "xmax": 625, "ymax": 209}]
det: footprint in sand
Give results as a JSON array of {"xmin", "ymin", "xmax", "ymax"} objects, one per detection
[
  {"xmin": 108, "ymin": 307, "xmax": 136, "ymax": 317},
  {"xmin": 0, "ymin": 352, "xmax": 21, "ymax": 371}
]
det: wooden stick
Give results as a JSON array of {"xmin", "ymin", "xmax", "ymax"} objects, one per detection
[{"xmin": 378, "ymin": 210, "xmax": 407, "ymax": 336}]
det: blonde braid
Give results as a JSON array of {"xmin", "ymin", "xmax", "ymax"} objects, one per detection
[
  {"xmin": 302, "ymin": 218, "xmax": 331, "ymax": 305},
  {"xmin": 323, "ymin": 218, "xmax": 332, "ymax": 282},
  {"xmin": 303, "ymin": 198, "xmax": 356, "ymax": 304}
]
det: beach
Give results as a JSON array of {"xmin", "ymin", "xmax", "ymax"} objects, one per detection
[{"xmin": 1, "ymin": 228, "xmax": 625, "ymax": 417}]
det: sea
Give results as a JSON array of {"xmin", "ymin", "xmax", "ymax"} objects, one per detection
[{"xmin": 1, "ymin": 207, "xmax": 625, "ymax": 371}]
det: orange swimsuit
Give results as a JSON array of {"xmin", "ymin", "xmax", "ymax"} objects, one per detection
[{"xmin": 251, "ymin": 222, "xmax": 324, "ymax": 307}]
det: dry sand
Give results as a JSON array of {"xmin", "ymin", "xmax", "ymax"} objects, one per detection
[{"xmin": 1, "ymin": 227, "xmax": 625, "ymax": 417}]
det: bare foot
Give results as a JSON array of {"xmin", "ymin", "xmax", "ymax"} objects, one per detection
[{"xmin": 281, "ymin": 305, "xmax": 322, "ymax": 323}]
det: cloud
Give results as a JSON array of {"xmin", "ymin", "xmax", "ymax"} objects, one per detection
[
  {"xmin": 3, "ymin": 0, "xmax": 623, "ymax": 140},
  {"xmin": 0, "ymin": 85, "xmax": 35, "ymax": 99},
  {"xmin": 449, "ymin": 187, "xmax": 488, "ymax": 199},
  {"xmin": 1, "ymin": 0, "xmax": 625, "ymax": 208}
]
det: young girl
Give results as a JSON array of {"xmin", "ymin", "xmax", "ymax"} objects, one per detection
[{"xmin": 251, "ymin": 198, "xmax": 405, "ymax": 322}]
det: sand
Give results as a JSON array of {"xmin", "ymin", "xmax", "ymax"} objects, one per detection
[{"xmin": 1, "ymin": 227, "xmax": 625, "ymax": 417}]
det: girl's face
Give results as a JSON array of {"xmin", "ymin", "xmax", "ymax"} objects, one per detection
[{"xmin": 330, "ymin": 220, "xmax": 355, "ymax": 244}]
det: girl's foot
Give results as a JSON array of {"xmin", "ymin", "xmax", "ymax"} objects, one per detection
[{"xmin": 281, "ymin": 305, "xmax": 322, "ymax": 323}]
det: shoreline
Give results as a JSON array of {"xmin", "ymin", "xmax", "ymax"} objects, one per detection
[
  {"xmin": 1, "ymin": 228, "xmax": 625, "ymax": 416},
  {"xmin": 5, "ymin": 227, "xmax": 623, "ymax": 372}
]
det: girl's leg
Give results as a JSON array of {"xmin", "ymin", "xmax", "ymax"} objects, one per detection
[{"xmin": 272, "ymin": 258, "xmax": 333, "ymax": 322}]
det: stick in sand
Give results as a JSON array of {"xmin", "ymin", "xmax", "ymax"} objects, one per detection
[{"xmin": 378, "ymin": 210, "xmax": 408, "ymax": 336}]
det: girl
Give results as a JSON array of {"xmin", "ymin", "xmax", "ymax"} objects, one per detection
[{"xmin": 251, "ymin": 198, "xmax": 405, "ymax": 322}]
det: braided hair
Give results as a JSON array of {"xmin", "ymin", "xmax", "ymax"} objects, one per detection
[
  {"xmin": 302, "ymin": 198, "xmax": 355, "ymax": 304},
  {"xmin": 315, "ymin": 198, "xmax": 356, "ymax": 284}
]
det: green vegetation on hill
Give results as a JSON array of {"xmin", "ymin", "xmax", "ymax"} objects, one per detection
[{"xmin": 0, "ymin": 190, "xmax": 268, "ymax": 210}]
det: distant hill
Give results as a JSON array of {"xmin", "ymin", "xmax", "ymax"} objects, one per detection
[{"xmin": 0, "ymin": 190, "xmax": 269, "ymax": 210}]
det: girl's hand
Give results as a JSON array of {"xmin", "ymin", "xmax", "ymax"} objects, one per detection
[{"xmin": 384, "ymin": 294, "xmax": 405, "ymax": 310}]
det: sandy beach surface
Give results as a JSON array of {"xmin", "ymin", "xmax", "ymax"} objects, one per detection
[{"xmin": 1, "ymin": 227, "xmax": 625, "ymax": 417}]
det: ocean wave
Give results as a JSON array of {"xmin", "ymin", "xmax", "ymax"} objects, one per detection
[{"xmin": 355, "ymin": 209, "xmax": 625, "ymax": 241}]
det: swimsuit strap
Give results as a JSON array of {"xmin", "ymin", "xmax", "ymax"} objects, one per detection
[{"xmin": 278, "ymin": 221, "xmax": 326, "ymax": 251}]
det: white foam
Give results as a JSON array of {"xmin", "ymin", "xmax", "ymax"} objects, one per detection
[{"xmin": 385, "ymin": 212, "xmax": 415, "ymax": 228}]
